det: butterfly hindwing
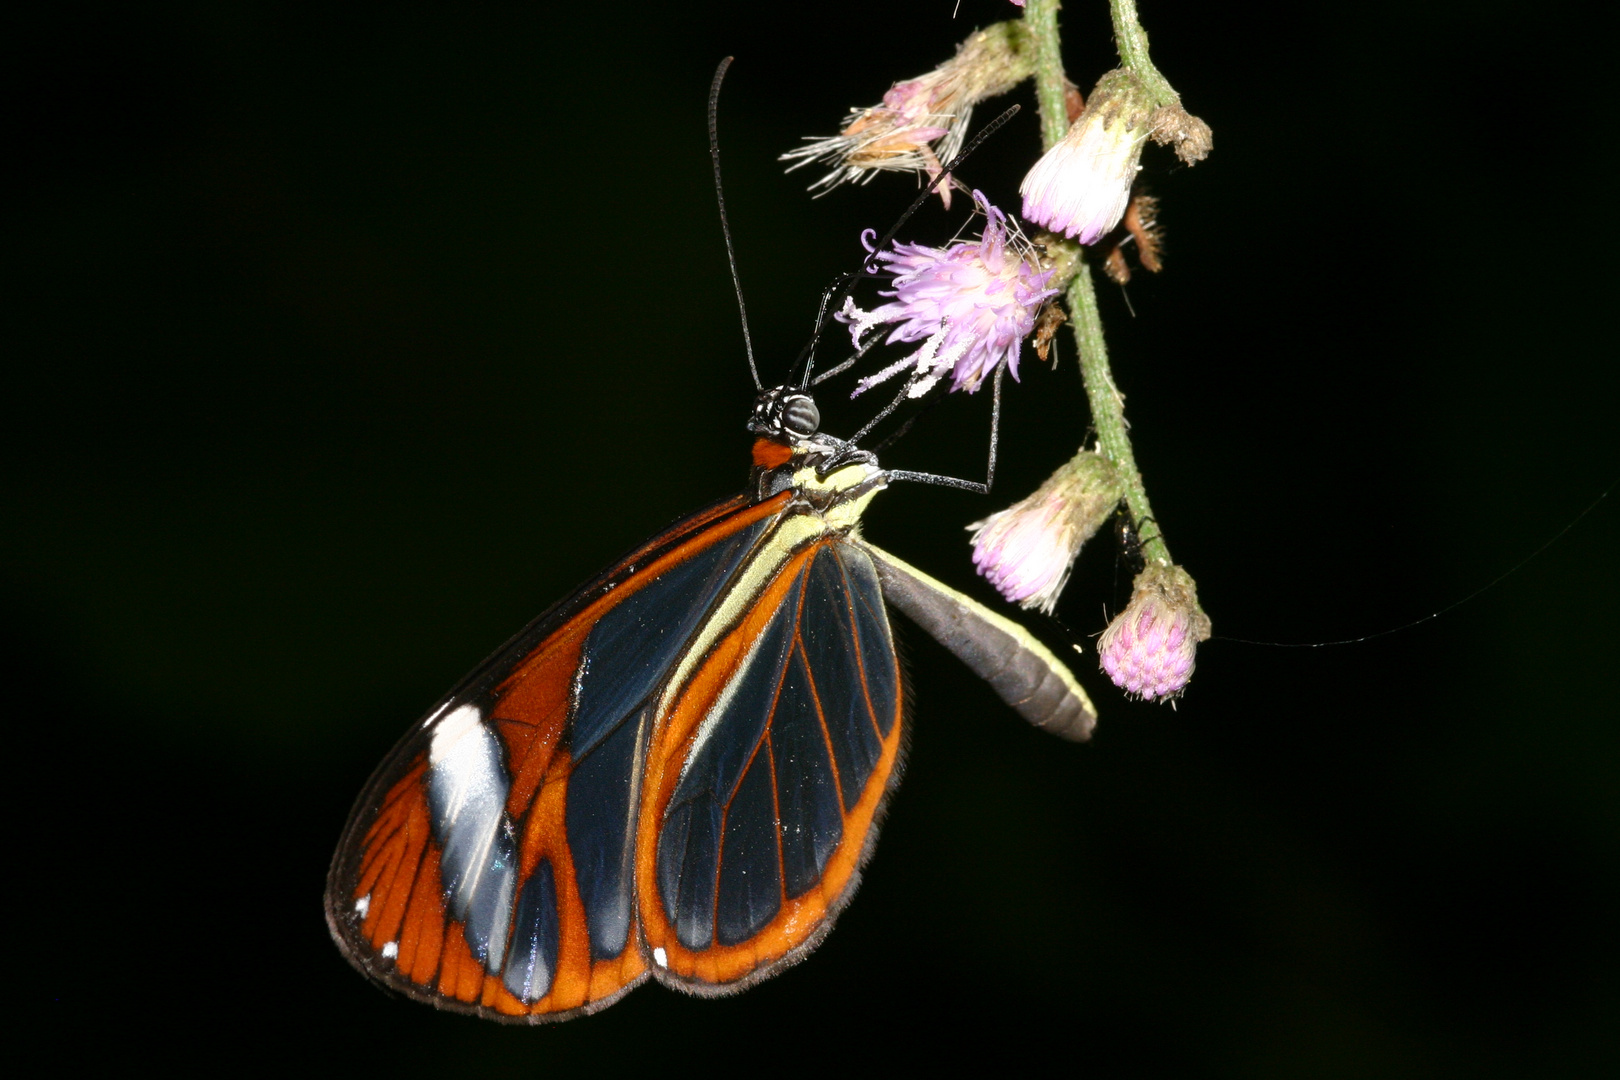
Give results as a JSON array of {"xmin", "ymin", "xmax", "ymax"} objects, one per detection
[
  {"xmin": 637, "ymin": 536, "xmax": 905, "ymax": 991},
  {"xmin": 326, "ymin": 491, "xmax": 792, "ymax": 1022}
]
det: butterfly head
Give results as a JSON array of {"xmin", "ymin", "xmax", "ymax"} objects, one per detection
[
  {"xmin": 747, "ymin": 385, "xmax": 881, "ymax": 508},
  {"xmin": 748, "ymin": 385, "xmax": 821, "ymax": 444}
]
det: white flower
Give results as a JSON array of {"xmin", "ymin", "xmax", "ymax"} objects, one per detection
[
  {"xmin": 968, "ymin": 451, "xmax": 1121, "ymax": 613},
  {"xmin": 1019, "ymin": 69, "xmax": 1154, "ymax": 244}
]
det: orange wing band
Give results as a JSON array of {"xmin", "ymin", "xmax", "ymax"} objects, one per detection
[{"xmin": 634, "ymin": 540, "xmax": 904, "ymax": 986}]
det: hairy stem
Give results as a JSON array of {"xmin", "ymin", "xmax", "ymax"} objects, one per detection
[
  {"xmin": 1023, "ymin": 0, "xmax": 1070, "ymax": 151},
  {"xmin": 1108, "ymin": 0, "xmax": 1178, "ymax": 105},
  {"xmin": 1022, "ymin": 0, "xmax": 1171, "ymax": 565}
]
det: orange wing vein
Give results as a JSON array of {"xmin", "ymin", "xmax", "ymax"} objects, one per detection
[{"xmin": 635, "ymin": 537, "xmax": 905, "ymax": 991}]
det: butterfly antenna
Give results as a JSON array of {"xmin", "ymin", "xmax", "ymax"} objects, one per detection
[
  {"xmin": 710, "ymin": 57, "xmax": 762, "ymax": 392},
  {"xmin": 799, "ymin": 275, "xmax": 849, "ymax": 385},
  {"xmin": 793, "ymin": 103, "xmax": 1022, "ymax": 390}
]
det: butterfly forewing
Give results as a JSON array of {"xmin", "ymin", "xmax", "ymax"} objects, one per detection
[
  {"xmin": 326, "ymin": 488, "xmax": 906, "ymax": 1021},
  {"xmin": 327, "ymin": 491, "xmax": 791, "ymax": 1021}
]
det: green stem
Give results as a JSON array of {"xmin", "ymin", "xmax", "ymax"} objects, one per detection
[
  {"xmin": 1064, "ymin": 272, "xmax": 1166, "ymax": 564},
  {"xmin": 1023, "ymin": 0, "xmax": 1070, "ymax": 151},
  {"xmin": 1023, "ymin": 0, "xmax": 1170, "ymax": 565},
  {"xmin": 1108, "ymin": 0, "xmax": 1177, "ymax": 105}
]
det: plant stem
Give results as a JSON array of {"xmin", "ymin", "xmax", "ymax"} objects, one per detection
[
  {"xmin": 1108, "ymin": 0, "xmax": 1177, "ymax": 105},
  {"xmin": 1023, "ymin": 0, "xmax": 1070, "ymax": 151},
  {"xmin": 1022, "ymin": 0, "xmax": 1171, "ymax": 566}
]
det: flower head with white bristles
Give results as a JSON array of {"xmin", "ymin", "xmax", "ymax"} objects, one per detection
[
  {"xmin": 839, "ymin": 191, "xmax": 1057, "ymax": 398},
  {"xmin": 781, "ymin": 23, "xmax": 1034, "ymax": 205}
]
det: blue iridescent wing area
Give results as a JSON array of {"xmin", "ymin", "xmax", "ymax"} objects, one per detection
[{"xmin": 637, "ymin": 537, "xmax": 905, "ymax": 991}]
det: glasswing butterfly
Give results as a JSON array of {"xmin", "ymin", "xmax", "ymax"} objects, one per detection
[{"xmin": 325, "ymin": 64, "xmax": 1095, "ymax": 1024}]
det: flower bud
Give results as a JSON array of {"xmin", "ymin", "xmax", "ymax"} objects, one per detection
[
  {"xmin": 1019, "ymin": 68, "xmax": 1156, "ymax": 244},
  {"xmin": 1098, "ymin": 562, "xmax": 1212, "ymax": 701},
  {"xmin": 783, "ymin": 21, "xmax": 1035, "ymax": 198},
  {"xmin": 968, "ymin": 450, "xmax": 1122, "ymax": 613}
]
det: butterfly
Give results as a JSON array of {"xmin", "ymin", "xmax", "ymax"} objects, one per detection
[
  {"xmin": 323, "ymin": 382, "xmax": 1096, "ymax": 1021},
  {"xmin": 324, "ymin": 61, "xmax": 1093, "ymax": 1023}
]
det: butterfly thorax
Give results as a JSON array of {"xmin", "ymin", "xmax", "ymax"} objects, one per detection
[{"xmin": 747, "ymin": 385, "xmax": 886, "ymax": 532}]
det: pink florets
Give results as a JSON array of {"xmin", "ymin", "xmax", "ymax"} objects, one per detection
[
  {"xmin": 971, "ymin": 491, "xmax": 1071, "ymax": 609},
  {"xmin": 1097, "ymin": 563, "xmax": 1212, "ymax": 701},
  {"xmin": 840, "ymin": 191, "xmax": 1057, "ymax": 397},
  {"xmin": 881, "ymin": 77, "xmax": 947, "ymax": 129},
  {"xmin": 781, "ymin": 23, "xmax": 1036, "ymax": 200},
  {"xmin": 968, "ymin": 450, "xmax": 1121, "ymax": 613},
  {"xmin": 1019, "ymin": 70, "xmax": 1151, "ymax": 245}
]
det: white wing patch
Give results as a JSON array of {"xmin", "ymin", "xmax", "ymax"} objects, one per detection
[
  {"xmin": 424, "ymin": 701, "xmax": 520, "ymax": 973},
  {"xmin": 429, "ymin": 703, "xmax": 484, "ymax": 764}
]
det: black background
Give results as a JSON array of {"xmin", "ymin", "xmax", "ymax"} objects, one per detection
[{"xmin": 11, "ymin": 1, "xmax": 1618, "ymax": 1074}]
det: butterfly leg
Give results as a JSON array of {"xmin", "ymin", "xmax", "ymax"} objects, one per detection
[{"xmin": 884, "ymin": 366, "xmax": 1003, "ymax": 494}]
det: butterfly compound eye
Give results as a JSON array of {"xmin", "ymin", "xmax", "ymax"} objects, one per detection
[{"xmin": 783, "ymin": 395, "xmax": 820, "ymax": 436}]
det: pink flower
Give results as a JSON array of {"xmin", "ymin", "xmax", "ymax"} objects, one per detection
[
  {"xmin": 782, "ymin": 23, "xmax": 1035, "ymax": 200},
  {"xmin": 1097, "ymin": 562, "xmax": 1212, "ymax": 701},
  {"xmin": 840, "ymin": 191, "xmax": 1058, "ymax": 396},
  {"xmin": 968, "ymin": 451, "xmax": 1122, "ymax": 613},
  {"xmin": 1020, "ymin": 69, "xmax": 1153, "ymax": 244}
]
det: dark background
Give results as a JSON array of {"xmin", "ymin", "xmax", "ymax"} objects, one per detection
[{"xmin": 10, "ymin": 0, "xmax": 1617, "ymax": 1074}]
